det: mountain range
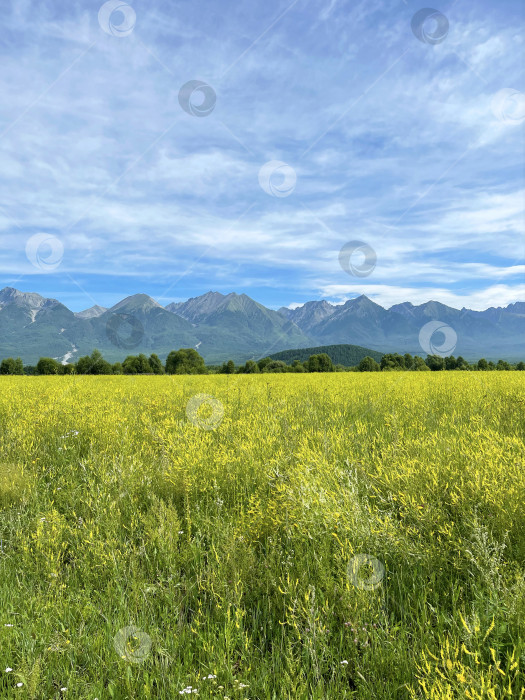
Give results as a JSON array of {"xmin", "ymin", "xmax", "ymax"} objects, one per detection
[{"xmin": 0, "ymin": 287, "xmax": 523, "ymax": 364}]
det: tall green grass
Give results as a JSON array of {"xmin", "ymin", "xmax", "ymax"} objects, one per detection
[{"xmin": 0, "ymin": 373, "xmax": 523, "ymax": 698}]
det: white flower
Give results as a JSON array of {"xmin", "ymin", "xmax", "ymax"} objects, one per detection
[
  {"xmin": 16, "ymin": 682, "xmax": 23, "ymax": 687},
  {"xmin": 5, "ymin": 667, "xmax": 12, "ymax": 672},
  {"xmin": 4, "ymin": 624, "xmax": 13, "ymax": 627},
  {"xmin": 61, "ymin": 689, "xmax": 67, "ymax": 692},
  {"xmin": 340, "ymin": 660, "xmax": 348, "ymax": 665},
  {"xmin": 60, "ymin": 431, "xmax": 79, "ymax": 439}
]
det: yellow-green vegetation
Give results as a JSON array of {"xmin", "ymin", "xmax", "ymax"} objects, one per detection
[{"xmin": 0, "ymin": 373, "xmax": 524, "ymax": 699}]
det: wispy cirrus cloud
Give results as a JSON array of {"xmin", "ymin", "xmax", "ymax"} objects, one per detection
[{"xmin": 0, "ymin": 0, "xmax": 523, "ymax": 312}]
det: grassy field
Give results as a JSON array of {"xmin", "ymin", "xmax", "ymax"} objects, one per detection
[{"xmin": 0, "ymin": 373, "xmax": 524, "ymax": 699}]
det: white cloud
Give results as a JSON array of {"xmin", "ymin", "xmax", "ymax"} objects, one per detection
[
  {"xmin": 0, "ymin": 0, "xmax": 522, "ymax": 309},
  {"xmin": 317, "ymin": 284, "xmax": 525, "ymax": 311}
]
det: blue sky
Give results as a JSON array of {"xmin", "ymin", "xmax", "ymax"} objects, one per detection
[{"xmin": 1, "ymin": 0, "xmax": 524, "ymax": 312}]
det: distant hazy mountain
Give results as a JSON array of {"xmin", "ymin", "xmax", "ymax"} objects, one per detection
[
  {"xmin": 0, "ymin": 287, "xmax": 97, "ymax": 363},
  {"xmin": 277, "ymin": 300, "xmax": 336, "ymax": 334},
  {"xmin": 165, "ymin": 291, "xmax": 312, "ymax": 360},
  {"xmin": 0, "ymin": 288, "xmax": 311, "ymax": 364},
  {"xmin": 0, "ymin": 287, "xmax": 523, "ymax": 364},
  {"xmin": 74, "ymin": 305, "xmax": 107, "ymax": 320},
  {"xmin": 281, "ymin": 295, "xmax": 525, "ymax": 361},
  {"xmin": 307, "ymin": 295, "xmax": 414, "ymax": 349},
  {"xmin": 166, "ymin": 291, "xmax": 231, "ymax": 321}
]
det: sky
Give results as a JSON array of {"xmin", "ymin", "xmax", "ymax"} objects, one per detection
[{"xmin": 0, "ymin": 0, "xmax": 524, "ymax": 313}]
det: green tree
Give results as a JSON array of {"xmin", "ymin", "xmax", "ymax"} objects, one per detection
[
  {"xmin": 112, "ymin": 362, "xmax": 123, "ymax": 374},
  {"xmin": 306, "ymin": 353, "xmax": 334, "ymax": 372},
  {"xmin": 412, "ymin": 355, "xmax": 430, "ymax": 371},
  {"xmin": 445, "ymin": 356, "xmax": 457, "ymax": 370},
  {"xmin": 358, "ymin": 356, "xmax": 380, "ymax": 372},
  {"xmin": 76, "ymin": 349, "xmax": 112, "ymax": 375},
  {"xmin": 455, "ymin": 356, "xmax": 470, "ymax": 370},
  {"xmin": 263, "ymin": 360, "xmax": 289, "ymax": 373},
  {"xmin": 306, "ymin": 355, "xmax": 320, "ymax": 372},
  {"xmin": 76, "ymin": 355, "xmax": 92, "ymax": 374},
  {"xmin": 60, "ymin": 363, "xmax": 75, "ymax": 375},
  {"xmin": 0, "ymin": 358, "xmax": 16, "ymax": 375},
  {"xmin": 393, "ymin": 353, "xmax": 406, "ymax": 369},
  {"xmin": 425, "ymin": 355, "xmax": 445, "ymax": 371},
  {"xmin": 380, "ymin": 354, "xmax": 393, "ymax": 371},
  {"xmin": 220, "ymin": 359, "xmax": 236, "ymax": 374},
  {"xmin": 165, "ymin": 348, "xmax": 207, "ymax": 375},
  {"xmin": 241, "ymin": 360, "xmax": 260, "ymax": 374},
  {"xmin": 1, "ymin": 357, "xmax": 25, "ymax": 375},
  {"xmin": 36, "ymin": 357, "xmax": 61, "ymax": 375},
  {"xmin": 148, "ymin": 354, "xmax": 164, "ymax": 374},
  {"xmin": 380, "ymin": 353, "xmax": 405, "ymax": 371},
  {"xmin": 122, "ymin": 354, "xmax": 152, "ymax": 374},
  {"xmin": 477, "ymin": 358, "xmax": 488, "ymax": 371},
  {"xmin": 136, "ymin": 354, "xmax": 151, "ymax": 373},
  {"xmin": 496, "ymin": 359, "xmax": 511, "ymax": 370},
  {"xmin": 257, "ymin": 357, "xmax": 273, "ymax": 372},
  {"xmin": 122, "ymin": 355, "xmax": 138, "ymax": 374},
  {"xmin": 92, "ymin": 349, "xmax": 113, "ymax": 375},
  {"xmin": 516, "ymin": 361, "xmax": 525, "ymax": 371},
  {"xmin": 403, "ymin": 353, "xmax": 414, "ymax": 370},
  {"xmin": 291, "ymin": 359, "xmax": 306, "ymax": 373}
]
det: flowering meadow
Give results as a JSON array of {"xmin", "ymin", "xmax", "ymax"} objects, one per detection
[{"xmin": 0, "ymin": 373, "xmax": 524, "ymax": 699}]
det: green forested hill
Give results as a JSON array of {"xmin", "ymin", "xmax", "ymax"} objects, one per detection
[{"xmin": 268, "ymin": 343, "xmax": 383, "ymax": 366}]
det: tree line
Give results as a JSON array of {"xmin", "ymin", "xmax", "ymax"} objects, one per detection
[
  {"xmin": 0, "ymin": 348, "xmax": 524, "ymax": 375},
  {"xmin": 361, "ymin": 353, "xmax": 524, "ymax": 372}
]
